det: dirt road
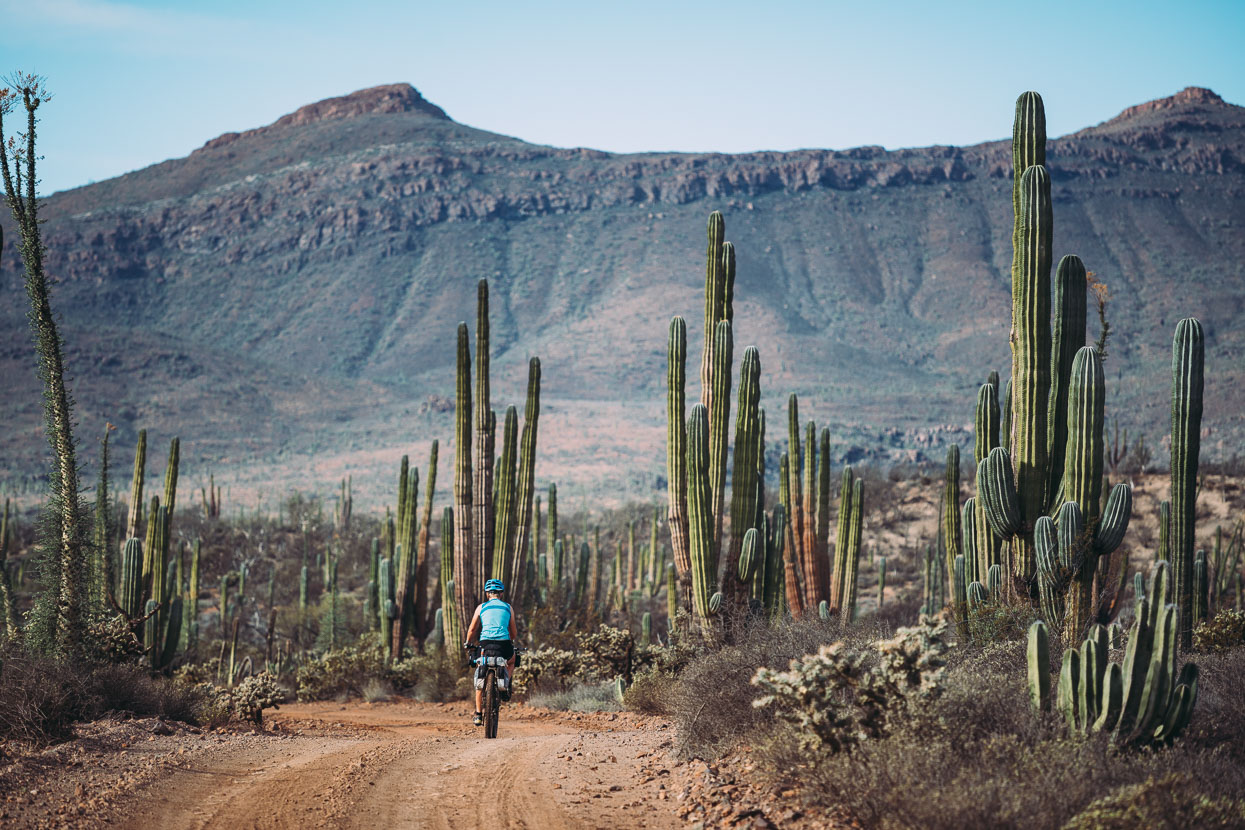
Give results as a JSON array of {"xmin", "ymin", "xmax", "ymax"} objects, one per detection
[{"xmin": 78, "ymin": 701, "xmax": 680, "ymax": 829}]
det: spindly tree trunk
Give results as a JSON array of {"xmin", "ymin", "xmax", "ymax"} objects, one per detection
[{"xmin": 1, "ymin": 79, "xmax": 89, "ymax": 654}]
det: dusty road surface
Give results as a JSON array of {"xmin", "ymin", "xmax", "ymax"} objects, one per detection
[
  {"xmin": 1, "ymin": 702, "xmax": 682, "ymax": 829},
  {"xmin": 124, "ymin": 701, "xmax": 680, "ymax": 830}
]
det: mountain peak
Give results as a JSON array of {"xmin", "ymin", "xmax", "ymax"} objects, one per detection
[
  {"xmin": 199, "ymin": 83, "xmax": 450, "ymax": 153},
  {"xmin": 272, "ymin": 83, "xmax": 450, "ymax": 129},
  {"xmin": 1102, "ymin": 86, "xmax": 1227, "ymax": 126}
]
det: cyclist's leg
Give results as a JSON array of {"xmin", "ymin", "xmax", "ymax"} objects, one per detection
[{"xmin": 475, "ymin": 687, "xmax": 483, "ymax": 713}]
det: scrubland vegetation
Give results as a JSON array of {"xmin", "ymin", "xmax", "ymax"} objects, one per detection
[{"xmin": 1, "ymin": 74, "xmax": 1243, "ymax": 827}]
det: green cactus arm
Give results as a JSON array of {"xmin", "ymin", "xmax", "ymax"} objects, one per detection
[
  {"xmin": 1095, "ymin": 483, "xmax": 1132, "ymax": 555},
  {"xmin": 473, "ymin": 280, "xmax": 494, "ymax": 600},
  {"xmin": 665, "ymin": 318, "xmax": 690, "ymax": 606},
  {"xmin": 960, "ymin": 498, "xmax": 979, "ymax": 585},
  {"xmin": 831, "ymin": 466, "xmax": 854, "ymax": 612},
  {"xmin": 839, "ymin": 477, "xmax": 863, "ymax": 626},
  {"xmin": 1010, "ymin": 164, "xmax": 1054, "ymax": 583},
  {"xmin": 126, "ymin": 430, "xmax": 147, "ymax": 539},
  {"xmin": 739, "ymin": 527, "xmax": 760, "ymax": 584},
  {"xmin": 978, "ymin": 448, "xmax": 1021, "ymax": 538},
  {"xmin": 700, "ymin": 211, "xmax": 726, "ymax": 409},
  {"xmin": 800, "ymin": 421, "xmax": 820, "ymax": 608},
  {"xmin": 1027, "ymin": 620, "xmax": 1051, "ymax": 711},
  {"xmin": 816, "ymin": 428, "xmax": 832, "ymax": 601},
  {"xmin": 686, "ymin": 404, "xmax": 716, "ymax": 620},
  {"xmin": 952, "ymin": 554, "xmax": 968, "ymax": 640},
  {"xmin": 162, "ymin": 437, "xmax": 180, "ymax": 518},
  {"xmin": 453, "ymin": 322, "xmax": 474, "ymax": 646},
  {"xmin": 1171, "ymin": 318, "xmax": 1204, "ymax": 649},
  {"xmin": 1046, "ymin": 255, "xmax": 1087, "ymax": 509},
  {"xmin": 417, "ymin": 440, "xmax": 440, "ymax": 636},
  {"xmin": 726, "ymin": 346, "xmax": 762, "ymax": 600},
  {"xmin": 491, "ymin": 406, "xmax": 518, "ymax": 583},
  {"xmin": 1092, "ymin": 662, "xmax": 1124, "ymax": 733},
  {"xmin": 1060, "ymin": 347, "xmax": 1105, "ymax": 531},
  {"xmin": 786, "ymin": 396, "xmax": 806, "ymax": 601},
  {"xmin": 1057, "ymin": 647, "xmax": 1080, "ymax": 730},
  {"xmin": 944, "ymin": 444, "xmax": 963, "ymax": 591},
  {"xmin": 1012, "ymin": 92, "xmax": 1047, "ymax": 222},
  {"xmin": 1154, "ymin": 663, "xmax": 1199, "ymax": 745}
]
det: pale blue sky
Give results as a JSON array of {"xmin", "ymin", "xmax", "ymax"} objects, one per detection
[{"xmin": 3, "ymin": 0, "xmax": 1243, "ymax": 195}]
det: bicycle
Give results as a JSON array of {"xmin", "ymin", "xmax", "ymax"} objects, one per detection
[{"xmin": 466, "ymin": 644, "xmax": 525, "ymax": 739}]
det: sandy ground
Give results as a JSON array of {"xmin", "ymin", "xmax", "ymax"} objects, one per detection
[{"xmin": 0, "ymin": 702, "xmax": 682, "ymax": 830}]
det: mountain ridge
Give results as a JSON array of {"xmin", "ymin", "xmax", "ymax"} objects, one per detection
[{"xmin": 0, "ymin": 85, "xmax": 1241, "ymax": 505}]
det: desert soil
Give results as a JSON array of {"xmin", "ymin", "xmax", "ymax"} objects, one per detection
[{"xmin": 0, "ymin": 702, "xmax": 683, "ymax": 829}]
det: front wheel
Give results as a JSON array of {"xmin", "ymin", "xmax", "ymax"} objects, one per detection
[{"xmin": 483, "ymin": 669, "xmax": 499, "ymax": 739}]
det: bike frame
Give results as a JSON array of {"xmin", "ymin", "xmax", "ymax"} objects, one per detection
[{"xmin": 467, "ymin": 645, "xmax": 525, "ymax": 739}]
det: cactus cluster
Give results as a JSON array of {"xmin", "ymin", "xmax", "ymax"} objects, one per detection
[
  {"xmin": 450, "ymin": 279, "xmax": 542, "ymax": 644},
  {"xmin": 974, "ymin": 93, "xmax": 1133, "ymax": 643},
  {"xmin": 665, "ymin": 212, "xmax": 869, "ymax": 630},
  {"xmin": 668, "ymin": 212, "xmax": 770, "ymax": 626},
  {"xmin": 1027, "ymin": 561, "xmax": 1198, "ymax": 746},
  {"xmin": 113, "ymin": 436, "xmax": 185, "ymax": 671},
  {"xmin": 779, "ymin": 402, "xmax": 865, "ymax": 624}
]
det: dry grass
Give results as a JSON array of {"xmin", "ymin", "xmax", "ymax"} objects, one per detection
[
  {"xmin": 0, "ymin": 647, "xmax": 208, "ymax": 744},
  {"xmin": 527, "ymin": 680, "xmax": 622, "ymax": 712}
]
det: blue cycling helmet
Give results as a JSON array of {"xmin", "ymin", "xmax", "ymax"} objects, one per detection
[{"xmin": 484, "ymin": 579, "xmax": 505, "ymax": 593}]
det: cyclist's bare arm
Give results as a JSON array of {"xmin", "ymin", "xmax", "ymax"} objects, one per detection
[
  {"xmin": 464, "ymin": 607, "xmax": 482, "ymax": 645},
  {"xmin": 505, "ymin": 616, "xmax": 519, "ymax": 675}
]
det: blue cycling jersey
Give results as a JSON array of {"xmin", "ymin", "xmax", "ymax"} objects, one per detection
[{"xmin": 478, "ymin": 598, "xmax": 512, "ymax": 641}]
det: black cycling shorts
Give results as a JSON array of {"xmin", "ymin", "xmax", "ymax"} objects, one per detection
[{"xmin": 479, "ymin": 639, "xmax": 514, "ymax": 659}]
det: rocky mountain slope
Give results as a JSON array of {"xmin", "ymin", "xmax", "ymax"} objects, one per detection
[{"xmin": 1, "ymin": 84, "xmax": 1241, "ymax": 505}]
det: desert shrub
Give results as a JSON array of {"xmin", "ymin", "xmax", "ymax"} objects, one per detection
[
  {"xmin": 228, "ymin": 672, "xmax": 286, "ymax": 724},
  {"xmin": 84, "ymin": 612, "xmax": 145, "ymax": 662},
  {"xmin": 1062, "ymin": 773, "xmax": 1245, "ymax": 830},
  {"xmin": 528, "ymin": 679, "xmax": 623, "ymax": 712},
  {"xmin": 1194, "ymin": 609, "xmax": 1245, "ymax": 653},
  {"xmin": 79, "ymin": 662, "xmax": 207, "ymax": 724},
  {"xmin": 514, "ymin": 647, "xmax": 576, "ymax": 695},
  {"xmin": 0, "ymin": 650, "xmax": 89, "ymax": 743},
  {"xmin": 671, "ymin": 613, "xmax": 888, "ymax": 758},
  {"xmin": 362, "ymin": 678, "xmax": 393, "ymax": 702},
  {"xmin": 575, "ymin": 625, "xmax": 635, "ymax": 681},
  {"xmin": 0, "ymin": 648, "xmax": 213, "ymax": 743},
  {"xmin": 751, "ymin": 616, "xmax": 950, "ymax": 753},
  {"xmin": 750, "ymin": 640, "xmax": 1245, "ymax": 830},
  {"xmin": 392, "ymin": 652, "xmax": 465, "ymax": 702},
  {"xmin": 295, "ymin": 641, "xmax": 385, "ymax": 700},
  {"xmin": 624, "ymin": 666, "xmax": 677, "ymax": 715},
  {"xmin": 964, "ymin": 595, "xmax": 1036, "ymax": 645},
  {"xmin": 294, "ymin": 636, "xmax": 465, "ymax": 702}
]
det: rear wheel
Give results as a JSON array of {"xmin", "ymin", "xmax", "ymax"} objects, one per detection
[{"xmin": 483, "ymin": 670, "xmax": 499, "ymax": 739}]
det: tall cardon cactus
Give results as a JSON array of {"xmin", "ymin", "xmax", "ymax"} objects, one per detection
[{"xmin": 1170, "ymin": 318, "xmax": 1203, "ymax": 649}]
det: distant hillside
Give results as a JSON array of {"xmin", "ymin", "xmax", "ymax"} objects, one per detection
[{"xmin": 1, "ymin": 84, "xmax": 1241, "ymax": 507}]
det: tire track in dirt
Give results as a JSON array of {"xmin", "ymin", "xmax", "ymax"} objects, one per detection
[{"xmin": 106, "ymin": 701, "xmax": 679, "ymax": 830}]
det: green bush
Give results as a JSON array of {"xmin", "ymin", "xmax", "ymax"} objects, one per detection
[
  {"xmin": 229, "ymin": 673, "xmax": 286, "ymax": 724},
  {"xmin": 514, "ymin": 647, "xmax": 576, "ymax": 695},
  {"xmin": 751, "ymin": 617, "xmax": 950, "ymax": 753},
  {"xmin": 293, "ymin": 635, "xmax": 465, "ymax": 702},
  {"xmin": 1194, "ymin": 609, "xmax": 1245, "ymax": 654},
  {"xmin": 1062, "ymin": 773, "xmax": 1245, "ymax": 830}
]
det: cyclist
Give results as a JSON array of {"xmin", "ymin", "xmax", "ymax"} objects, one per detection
[{"xmin": 464, "ymin": 578, "xmax": 518, "ymax": 727}]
